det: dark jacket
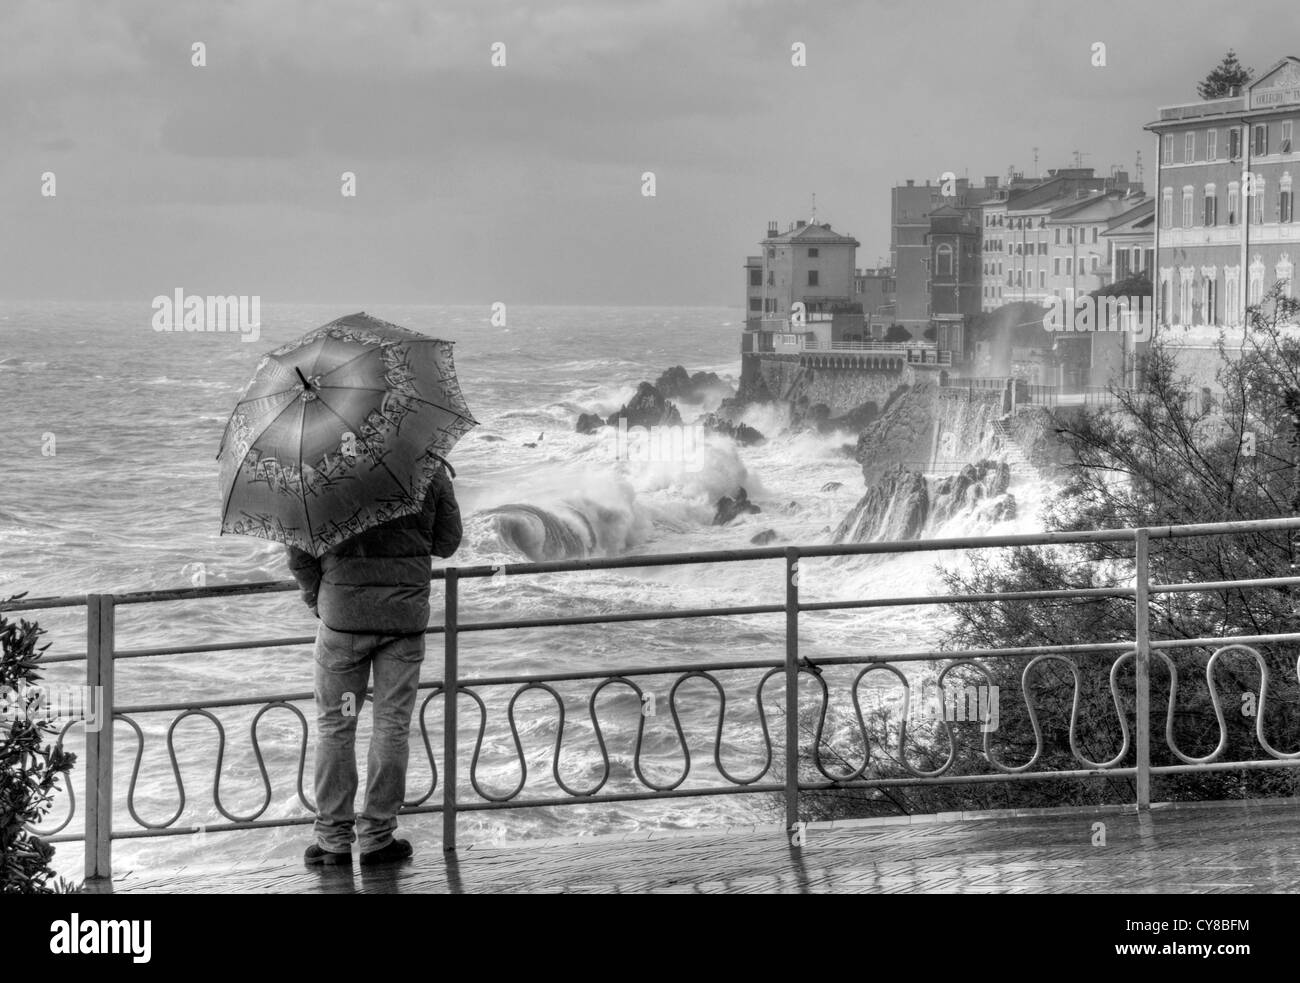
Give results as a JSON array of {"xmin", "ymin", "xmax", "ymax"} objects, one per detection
[{"xmin": 286, "ymin": 469, "xmax": 461, "ymax": 634}]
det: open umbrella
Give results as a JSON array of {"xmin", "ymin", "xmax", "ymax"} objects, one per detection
[{"xmin": 217, "ymin": 311, "xmax": 477, "ymax": 556}]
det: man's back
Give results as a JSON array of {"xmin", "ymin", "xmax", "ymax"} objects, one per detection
[{"xmin": 287, "ymin": 468, "xmax": 461, "ymax": 634}]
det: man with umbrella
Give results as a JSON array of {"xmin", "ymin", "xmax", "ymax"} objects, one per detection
[{"xmin": 218, "ymin": 313, "xmax": 476, "ymax": 867}]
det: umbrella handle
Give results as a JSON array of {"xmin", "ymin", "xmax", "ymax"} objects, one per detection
[{"xmin": 430, "ymin": 453, "xmax": 456, "ymax": 479}]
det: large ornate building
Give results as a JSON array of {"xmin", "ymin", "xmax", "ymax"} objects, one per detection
[{"xmin": 1146, "ymin": 56, "xmax": 1300, "ymax": 338}]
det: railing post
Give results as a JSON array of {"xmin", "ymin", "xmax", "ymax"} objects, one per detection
[
  {"xmin": 84, "ymin": 594, "xmax": 114, "ymax": 880},
  {"xmin": 1134, "ymin": 529, "xmax": 1152, "ymax": 810},
  {"xmin": 784, "ymin": 548, "xmax": 800, "ymax": 837},
  {"xmin": 442, "ymin": 569, "xmax": 459, "ymax": 852}
]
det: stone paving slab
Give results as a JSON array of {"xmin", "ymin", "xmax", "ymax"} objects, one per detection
[{"xmin": 83, "ymin": 797, "xmax": 1300, "ymax": 894}]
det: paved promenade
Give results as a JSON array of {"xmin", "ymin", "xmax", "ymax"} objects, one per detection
[{"xmin": 84, "ymin": 798, "xmax": 1300, "ymax": 894}]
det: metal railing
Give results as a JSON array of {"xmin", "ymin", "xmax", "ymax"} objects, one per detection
[{"xmin": 8, "ymin": 517, "xmax": 1300, "ymax": 881}]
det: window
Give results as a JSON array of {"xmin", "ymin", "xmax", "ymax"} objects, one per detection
[
  {"xmin": 1228, "ymin": 182, "xmax": 1240, "ymax": 225},
  {"xmin": 1250, "ymin": 178, "xmax": 1265, "ymax": 224},
  {"xmin": 1067, "ymin": 227, "xmax": 1074, "ymax": 244},
  {"xmin": 749, "ymin": 297, "xmax": 762, "ymax": 312},
  {"xmin": 1282, "ymin": 173, "xmax": 1294, "ymax": 223},
  {"xmin": 1066, "ymin": 258, "xmax": 1073, "ymax": 275},
  {"xmin": 1054, "ymin": 258, "xmax": 1061, "ymax": 275},
  {"xmin": 1204, "ymin": 184, "xmax": 1217, "ymax": 226},
  {"xmin": 1053, "ymin": 228, "xmax": 1059, "ymax": 245},
  {"xmin": 936, "ymin": 244, "xmax": 953, "ymax": 276},
  {"xmin": 1040, "ymin": 241, "xmax": 1048, "ymax": 255},
  {"xmin": 807, "ymin": 270, "xmax": 819, "ymax": 286},
  {"xmin": 1249, "ymin": 257, "xmax": 1265, "ymax": 304},
  {"xmin": 1284, "ymin": 121, "xmax": 1294, "ymax": 154},
  {"xmin": 1161, "ymin": 188, "xmax": 1173, "ymax": 228},
  {"xmin": 1132, "ymin": 246, "xmax": 1141, "ymax": 272},
  {"xmin": 1225, "ymin": 267, "xmax": 1240, "ymax": 326},
  {"xmin": 1039, "ymin": 270, "xmax": 1046, "ymax": 288},
  {"xmin": 1279, "ymin": 256, "xmax": 1295, "ymax": 298},
  {"xmin": 1180, "ymin": 271, "xmax": 1193, "ymax": 325},
  {"xmin": 749, "ymin": 269, "xmax": 762, "ymax": 287},
  {"xmin": 1185, "ymin": 132, "xmax": 1196, "ymax": 161},
  {"xmin": 1254, "ymin": 124, "xmax": 1269, "ymax": 157},
  {"xmin": 1229, "ymin": 127, "xmax": 1242, "ymax": 159},
  {"xmin": 1092, "ymin": 228, "xmax": 1098, "ymax": 243},
  {"xmin": 807, "ymin": 247, "xmax": 819, "ymax": 258},
  {"xmin": 1092, "ymin": 256, "xmax": 1100, "ymax": 273},
  {"xmin": 767, "ymin": 248, "xmax": 775, "ymax": 259},
  {"xmin": 1208, "ymin": 129, "xmax": 1218, "ymax": 160},
  {"xmin": 1163, "ymin": 134, "xmax": 1174, "ymax": 164},
  {"xmin": 1205, "ymin": 277, "xmax": 1217, "ymax": 325},
  {"xmin": 1182, "ymin": 186, "xmax": 1194, "ymax": 227}
]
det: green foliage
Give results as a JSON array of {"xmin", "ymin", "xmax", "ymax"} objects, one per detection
[
  {"xmin": 1198, "ymin": 50, "xmax": 1253, "ymax": 100},
  {"xmin": 883, "ymin": 323, "xmax": 912, "ymax": 343},
  {"xmin": 1, "ymin": 598, "xmax": 78, "ymax": 894},
  {"xmin": 798, "ymin": 287, "xmax": 1300, "ymax": 820}
]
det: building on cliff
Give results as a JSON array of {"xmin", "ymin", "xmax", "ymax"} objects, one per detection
[{"xmin": 1144, "ymin": 55, "xmax": 1300, "ymax": 385}]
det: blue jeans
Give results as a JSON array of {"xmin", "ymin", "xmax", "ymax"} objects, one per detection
[{"xmin": 313, "ymin": 624, "xmax": 425, "ymax": 854}]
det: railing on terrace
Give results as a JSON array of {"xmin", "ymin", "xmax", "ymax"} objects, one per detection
[{"xmin": 7, "ymin": 517, "xmax": 1300, "ymax": 881}]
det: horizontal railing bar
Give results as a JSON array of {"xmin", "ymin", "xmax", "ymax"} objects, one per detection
[
  {"xmin": 1149, "ymin": 575, "xmax": 1300, "ymax": 594},
  {"xmin": 456, "ymin": 603, "xmax": 784, "ymax": 633},
  {"xmin": 115, "ymin": 634, "xmax": 319, "ymax": 659},
  {"xmin": 799, "ymin": 586, "xmax": 1135, "ymax": 612},
  {"xmin": 111, "ymin": 582, "xmax": 299, "ymax": 606},
  {"xmin": 1150, "ymin": 632, "xmax": 1300, "ymax": 649},
  {"xmin": 0, "ymin": 594, "xmax": 87, "ymax": 613}
]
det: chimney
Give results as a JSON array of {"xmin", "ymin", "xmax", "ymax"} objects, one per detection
[
  {"xmin": 906, "ymin": 179, "xmax": 915, "ymax": 187},
  {"xmin": 985, "ymin": 176, "xmax": 998, "ymax": 189},
  {"xmin": 796, "ymin": 219, "xmax": 807, "ymax": 229},
  {"xmin": 767, "ymin": 220, "xmax": 779, "ymax": 237}
]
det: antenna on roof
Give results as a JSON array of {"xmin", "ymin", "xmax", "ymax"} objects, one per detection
[
  {"xmin": 810, "ymin": 192, "xmax": 817, "ymax": 225},
  {"xmin": 1135, "ymin": 150, "xmax": 1143, "ymax": 185},
  {"xmin": 1033, "ymin": 146, "xmax": 1039, "ymax": 179}
]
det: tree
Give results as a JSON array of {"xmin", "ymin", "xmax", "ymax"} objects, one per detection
[
  {"xmin": 1198, "ymin": 50, "xmax": 1254, "ymax": 100},
  {"xmin": 794, "ymin": 286, "xmax": 1300, "ymax": 820},
  {"xmin": 1, "ymin": 600, "xmax": 77, "ymax": 893},
  {"xmin": 883, "ymin": 323, "xmax": 912, "ymax": 343}
]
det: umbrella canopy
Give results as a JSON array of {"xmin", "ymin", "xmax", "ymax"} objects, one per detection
[{"xmin": 217, "ymin": 312, "xmax": 477, "ymax": 556}]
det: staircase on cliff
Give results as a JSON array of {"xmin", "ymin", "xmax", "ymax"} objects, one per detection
[{"xmin": 991, "ymin": 416, "xmax": 1034, "ymax": 474}]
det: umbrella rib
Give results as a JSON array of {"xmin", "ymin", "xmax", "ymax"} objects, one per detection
[
  {"xmin": 312, "ymin": 394, "xmax": 424, "ymax": 513},
  {"xmin": 299, "ymin": 400, "xmax": 312, "ymax": 554},
  {"xmin": 310, "ymin": 336, "xmax": 455, "ymax": 386},
  {"xmin": 315, "ymin": 385, "xmax": 478, "ymax": 425},
  {"xmin": 232, "ymin": 385, "xmax": 301, "ymax": 409},
  {"xmin": 217, "ymin": 393, "xmax": 306, "ymax": 536}
]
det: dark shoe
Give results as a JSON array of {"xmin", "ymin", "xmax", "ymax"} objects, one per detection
[
  {"xmin": 360, "ymin": 838, "xmax": 413, "ymax": 866},
  {"xmin": 304, "ymin": 843, "xmax": 352, "ymax": 866}
]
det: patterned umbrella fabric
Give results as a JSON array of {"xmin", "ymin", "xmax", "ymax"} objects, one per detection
[{"xmin": 217, "ymin": 312, "xmax": 476, "ymax": 557}]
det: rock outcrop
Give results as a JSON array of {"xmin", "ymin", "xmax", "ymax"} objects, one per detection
[
  {"xmin": 654, "ymin": 366, "xmax": 733, "ymax": 404},
  {"xmin": 576, "ymin": 382, "xmax": 683, "ymax": 433},
  {"xmin": 699, "ymin": 411, "xmax": 765, "ymax": 446},
  {"xmin": 713, "ymin": 487, "xmax": 761, "ymax": 526}
]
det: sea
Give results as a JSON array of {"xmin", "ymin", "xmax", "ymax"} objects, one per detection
[{"xmin": 0, "ymin": 301, "xmax": 1048, "ymax": 879}]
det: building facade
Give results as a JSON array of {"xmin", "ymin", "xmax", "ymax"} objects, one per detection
[{"xmin": 1146, "ymin": 56, "xmax": 1300, "ymax": 338}]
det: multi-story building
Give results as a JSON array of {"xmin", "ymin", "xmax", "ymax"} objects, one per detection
[
  {"xmin": 1101, "ymin": 197, "xmax": 1156, "ymax": 285},
  {"xmin": 892, "ymin": 176, "xmax": 1002, "ymax": 335},
  {"xmin": 853, "ymin": 266, "xmax": 897, "ymax": 327},
  {"xmin": 1146, "ymin": 55, "xmax": 1300, "ymax": 343},
  {"xmin": 998, "ymin": 169, "xmax": 1119, "ymax": 307},
  {"xmin": 1045, "ymin": 189, "xmax": 1141, "ymax": 306},
  {"xmin": 926, "ymin": 204, "xmax": 982, "ymax": 359}
]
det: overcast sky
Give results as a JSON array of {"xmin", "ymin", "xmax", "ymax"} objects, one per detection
[{"xmin": 1, "ymin": 0, "xmax": 1292, "ymax": 306}]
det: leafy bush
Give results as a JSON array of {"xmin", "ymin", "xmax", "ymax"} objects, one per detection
[{"xmin": 1, "ymin": 598, "xmax": 78, "ymax": 893}]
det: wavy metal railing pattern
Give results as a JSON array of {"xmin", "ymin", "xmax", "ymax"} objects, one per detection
[{"xmin": 34, "ymin": 642, "xmax": 1300, "ymax": 839}]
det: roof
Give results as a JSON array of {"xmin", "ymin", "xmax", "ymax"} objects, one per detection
[
  {"xmin": 1047, "ymin": 191, "xmax": 1135, "ymax": 223},
  {"xmin": 1148, "ymin": 55, "xmax": 1300, "ymax": 128},
  {"xmin": 763, "ymin": 222, "xmax": 861, "ymax": 246},
  {"xmin": 1101, "ymin": 198, "xmax": 1155, "ymax": 237}
]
